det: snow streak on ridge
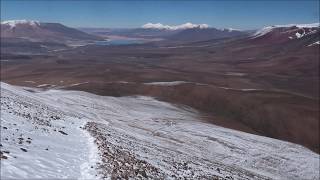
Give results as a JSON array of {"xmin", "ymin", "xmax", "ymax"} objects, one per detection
[
  {"xmin": 1, "ymin": 20, "xmax": 41, "ymax": 28},
  {"xmin": 142, "ymin": 22, "xmax": 209, "ymax": 30}
]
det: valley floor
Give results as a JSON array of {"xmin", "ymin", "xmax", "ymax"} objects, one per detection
[{"xmin": 0, "ymin": 82, "xmax": 319, "ymax": 179}]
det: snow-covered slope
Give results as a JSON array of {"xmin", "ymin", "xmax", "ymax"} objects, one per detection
[
  {"xmin": 0, "ymin": 83, "xmax": 100, "ymax": 179},
  {"xmin": 1, "ymin": 82, "xmax": 319, "ymax": 179}
]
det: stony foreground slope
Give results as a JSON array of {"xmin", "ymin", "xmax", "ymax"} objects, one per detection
[{"xmin": 0, "ymin": 82, "xmax": 319, "ymax": 179}]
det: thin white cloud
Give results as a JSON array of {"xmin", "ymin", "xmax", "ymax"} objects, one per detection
[{"xmin": 142, "ymin": 22, "xmax": 209, "ymax": 30}]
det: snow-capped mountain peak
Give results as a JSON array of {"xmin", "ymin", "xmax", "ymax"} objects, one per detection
[
  {"xmin": 1, "ymin": 20, "xmax": 103, "ymax": 43},
  {"xmin": 142, "ymin": 22, "xmax": 209, "ymax": 30},
  {"xmin": 252, "ymin": 23, "xmax": 319, "ymax": 38},
  {"xmin": 1, "ymin": 20, "xmax": 41, "ymax": 28}
]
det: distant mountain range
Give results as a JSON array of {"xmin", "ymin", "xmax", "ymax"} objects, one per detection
[
  {"xmin": 3, "ymin": 20, "xmax": 318, "ymax": 44},
  {"xmin": 80, "ymin": 22, "xmax": 319, "ymax": 44},
  {"xmin": 79, "ymin": 25, "xmax": 248, "ymax": 42},
  {"xmin": 1, "ymin": 20, "xmax": 103, "ymax": 43},
  {"xmin": 1, "ymin": 20, "xmax": 319, "ymax": 54}
]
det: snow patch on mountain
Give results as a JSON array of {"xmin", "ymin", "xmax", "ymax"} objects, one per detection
[
  {"xmin": 252, "ymin": 26, "xmax": 274, "ymax": 38},
  {"xmin": 1, "ymin": 20, "xmax": 40, "ymax": 28},
  {"xmin": 142, "ymin": 22, "xmax": 209, "ymax": 30},
  {"xmin": 295, "ymin": 32, "xmax": 303, "ymax": 38},
  {"xmin": 252, "ymin": 23, "xmax": 319, "ymax": 38},
  {"xmin": 308, "ymin": 41, "xmax": 320, "ymax": 47}
]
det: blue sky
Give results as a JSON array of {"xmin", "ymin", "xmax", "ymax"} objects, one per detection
[{"xmin": 1, "ymin": 0, "xmax": 319, "ymax": 29}]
